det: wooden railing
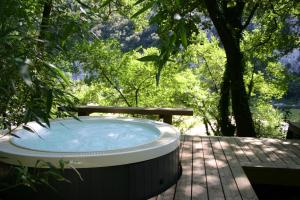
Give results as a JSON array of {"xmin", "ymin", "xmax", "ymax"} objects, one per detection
[{"xmin": 59, "ymin": 106, "xmax": 193, "ymax": 125}]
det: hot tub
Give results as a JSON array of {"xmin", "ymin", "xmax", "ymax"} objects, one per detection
[{"xmin": 0, "ymin": 117, "xmax": 181, "ymax": 200}]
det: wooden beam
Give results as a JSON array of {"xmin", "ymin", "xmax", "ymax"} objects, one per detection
[
  {"xmin": 59, "ymin": 106, "xmax": 193, "ymax": 124},
  {"xmin": 74, "ymin": 106, "xmax": 193, "ymax": 115}
]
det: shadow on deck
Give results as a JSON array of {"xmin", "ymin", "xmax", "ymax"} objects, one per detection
[{"xmin": 150, "ymin": 135, "xmax": 300, "ymax": 200}]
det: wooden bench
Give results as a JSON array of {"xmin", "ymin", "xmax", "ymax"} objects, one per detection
[
  {"xmin": 59, "ymin": 106, "xmax": 193, "ymax": 124},
  {"xmin": 287, "ymin": 121, "xmax": 300, "ymax": 139}
]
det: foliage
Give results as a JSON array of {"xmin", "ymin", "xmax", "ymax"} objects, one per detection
[
  {"xmin": 2, "ymin": 0, "xmax": 298, "ymax": 137},
  {"xmin": 0, "ymin": 0, "xmax": 79, "ymax": 133},
  {"xmin": 0, "ymin": 160, "xmax": 70, "ymax": 193},
  {"xmin": 0, "ymin": 0, "xmax": 83, "ymax": 196},
  {"xmin": 252, "ymin": 101, "xmax": 286, "ymax": 138},
  {"xmin": 70, "ymin": 26, "xmax": 291, "ymax": 137},
  {"xmin": 126, "ymin": 0, "xmax": 299, "ymax": 136},
  {"xmin": 287, "ymin": 109, "xmax": 300, "ymax": 122}
]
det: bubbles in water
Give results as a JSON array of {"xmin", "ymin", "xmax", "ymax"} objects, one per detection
[{"xmin": 11, "ymin": 118, "xmax": 160, "ymax": 153}]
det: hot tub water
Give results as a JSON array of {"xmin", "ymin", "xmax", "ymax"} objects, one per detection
[{"xmin": 11, "ymin": 118, "xmax": 160, "ymax": 153}]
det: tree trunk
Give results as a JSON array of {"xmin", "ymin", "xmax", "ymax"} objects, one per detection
[
  {"xmin": 204, "ymin": 0, "xmax": 256, "ymax": 137},
  {"xmin": 218, "ymin": 64, "xmax": 235, "ymax": 136},
  {"xmin": 226, "ymin": 46, "xmax": 256, "ymax": 137},
  {"xmin": 38, "ymin": 0, "xmax": 52, "ymax": 51}
]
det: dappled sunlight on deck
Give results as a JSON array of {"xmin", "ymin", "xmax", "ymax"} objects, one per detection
[{"xmin": 151, "ymin": 135, "xmax": 300, "ymax": 200}]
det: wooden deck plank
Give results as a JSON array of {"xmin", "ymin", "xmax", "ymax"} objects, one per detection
[
  {"xmin": 192, "ymin": 137, "xmax": 208, "ymax": 200},
  {"xmin": 219, "ymin": 138, "xmax": 258, "ymax": 200},
  {"xmin": 234, "ymin": 138, "xmax": 261, "ymax": 163},
  {"xmin": 261, "ymin": 138, "xmax": 299, "ymax": 168},
  {"xmin": 223, "ymin": 137, "xmax": 249, "ymax": 163},
  {"xmin": 269, "ymin": 138, "xmax": 300, "ymax": 165},
  {"xmin": 202, "ymin": 137, "xmax": 225, "ymax": 200},
  {"xmin": 238, "ymin": 137, "xmax": 273, "ymax": 163},
  {"xmin": 152, "ymin": 136, "xmax": 300, "ymax": 200},
  {"xmin": 282, "ymin": 140, "xmax": 300, "ymax": 160},
  {"xmin": 156, "ymin": 185, "xmax": 176, "ymax": 200},
  {"xmin": 209, "ymin": 137, "xmax": 242, "ymax": 200},
  {"xmin": 174, "ymin": 135, "xmax": 193, "ymax": 200},
  {"xmin": 255, "ymin": 138, "xmax": 284, "ymax": 166}
]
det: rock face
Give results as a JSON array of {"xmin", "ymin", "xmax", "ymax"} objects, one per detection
[
  {"xmin": 280, "ymin": 49, "xmax": 300, "ymax": 74},
  {"xmin": 91, "ymin": 15, "xmax": 159, "ymax": 52}
]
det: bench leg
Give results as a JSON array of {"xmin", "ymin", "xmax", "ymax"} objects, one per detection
[
  {"xmin": 78, "ymin": 111, "xmax": 89, "ymax": 116},
  {"xmin": 161, "ymin": 115, "xmax": 172, "ymax": 124}
]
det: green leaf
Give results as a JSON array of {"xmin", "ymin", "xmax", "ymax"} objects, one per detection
[
  {"xmin": 31, "ymin": 114, "xmax": 47, "ymax": 128},
  {"xmin": 134, "ymin": 0, "xmax": 146, "ymax": 6},
  {"xmin": 100, "ymin": 0, "xmax": 113, "ymax": 8},
  {"xmin": 44, "ymin": 62, "xmax": 69, "ymax": 85},
  {"xmin": 179, "ymin": 23, "xmax": 188, "ymax": 49},
  {"xmin": 59, "ymin": 159, "xmax": 65, "ymax": 169},
  {"xmin": 39, "ymin": 178, "xmax": 57, "ymax": 191},
  {"xmin": 43, "ymin": 116, "xmax": 50, "ymax": 128},
  {"xmin": 75, "ymin": 0, "xmax": 91, "ymax": 9},
  {"xmin": 155, "ymin": 64, "xmax": 164, "ymax": 86},
  {"xmin": 10, "ymin": 133, "xmax": 21, "ymax": 138},
  {"xmin": 35, "ymin": 160, "xmax": 42, "ymax": 168},
  {"xmin": 175, "ymin": 0, "xmax": 181, "ymax": 7},
  {"xmin": 227, "ymin": 0, "xmax": 237, "ymax": 8},
  {"xmin": 46, "ymin": 89, "xmax": 53, "ymax": 114},
  {"xmin": 68, "ymin": 164, "xmax": 84, "ymax": 181},
  {"xmin": 23, "ymin": 125, "xmax": 35, "ymax": 133},
  {"xmin": 137, "ymin": 55, "xmax": 159, "ymax": 62},
  {"xmin": 132, "ymin": 3, "xmax": 153, "ymax": 18},
  {"xmin": 45, "ymin": 161, "xmax": 57, "ymax": 170}
]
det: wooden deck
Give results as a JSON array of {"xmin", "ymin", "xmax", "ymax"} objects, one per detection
[{"xmin": 150, "ymin": 136, "xmax": 300, "ymax": 200}]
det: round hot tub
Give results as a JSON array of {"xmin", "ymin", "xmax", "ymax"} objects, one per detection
[{"xmin": 0, "ymin": 117, "xmax": 181, "ymax": 200}]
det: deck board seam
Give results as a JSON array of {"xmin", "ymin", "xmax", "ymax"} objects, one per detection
[
  {"xmin": 217, "ymin": 137, "xmax": 244, "ymax": 200},
  {"xmin": 209, "ymin": 137, "xmax": 227, "ymax": 200},
  {"xmin": 173, "ymin": 134, "xmax": 187, "ymax": 200},
  {"xmin": 234, "ymin": 138, "xmax": 259, "ymax": 163},
  {"xmin": 239, "ymin": 138, "xmax": 271, "ymax": 163},
  {"xmin": 201, "ymin": 137, "xmax": 209, "ymax": 200},
  {"xmin": 275, "ymin": 140, "xmax": 300, "ymax": 165},
  {"xmin": 242, "ymin": 141, "xmax": 263, "ymax": 163},
  {"xmin": 261, "ymin": 139, "xmax": 297, "ymax": 166},
  {"xmin": 255, "ymin": 140, "xmax": 279, "ymax": 164},
  {"xmin": 152, "ymin": 136, "xmax": 300, "ymax": 200},
  {"xmin": 191, "ymin": 139, "xmax": 194, "ymax": 200},
  {"xmin": 232, "ymin": 138, "xmax": 251, "ymax": 163},
  {"xmin": 219, "ymin": 137, "xmax": 259, "ymax": 200}
]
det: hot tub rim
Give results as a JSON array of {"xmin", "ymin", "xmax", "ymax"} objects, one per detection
[{"xmin": 0, "ymin": 116, "xmax": 180, "ymax": 168}]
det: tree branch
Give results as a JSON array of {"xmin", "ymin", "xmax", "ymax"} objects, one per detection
[
  {"xmin": 75, "ymin": 0, "xmax": 91, "ymax": 9},
  {"xmin": 201, "ymin": 56, "xmax": 219, "ymax": 92},
  {"xmin": 246, "ymin": 18, "xmax": 278, "ymax": 51},
  {"xmin": 38, "ymin": 0, "xmax": 53, "ymax": 51},
  {"xmin": 241, "ymin": 3, "xmax": 259, "ymax": 31},
  {"xmin": 100, "ymin": 68, "xmax": 132, "ymax": 107},
  {"xmin": 247, "ymin": 66, "xmax": 255, "ymax": 99}
]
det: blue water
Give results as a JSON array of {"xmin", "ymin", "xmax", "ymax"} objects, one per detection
[{"xmin": 11, "ymin": 118, "xmax": 160, "ymax": 152}]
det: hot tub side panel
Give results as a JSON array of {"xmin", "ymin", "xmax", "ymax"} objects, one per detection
[{"xmin": 2, "ymin": 148, "xmax": 180, "ymax": 200}]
